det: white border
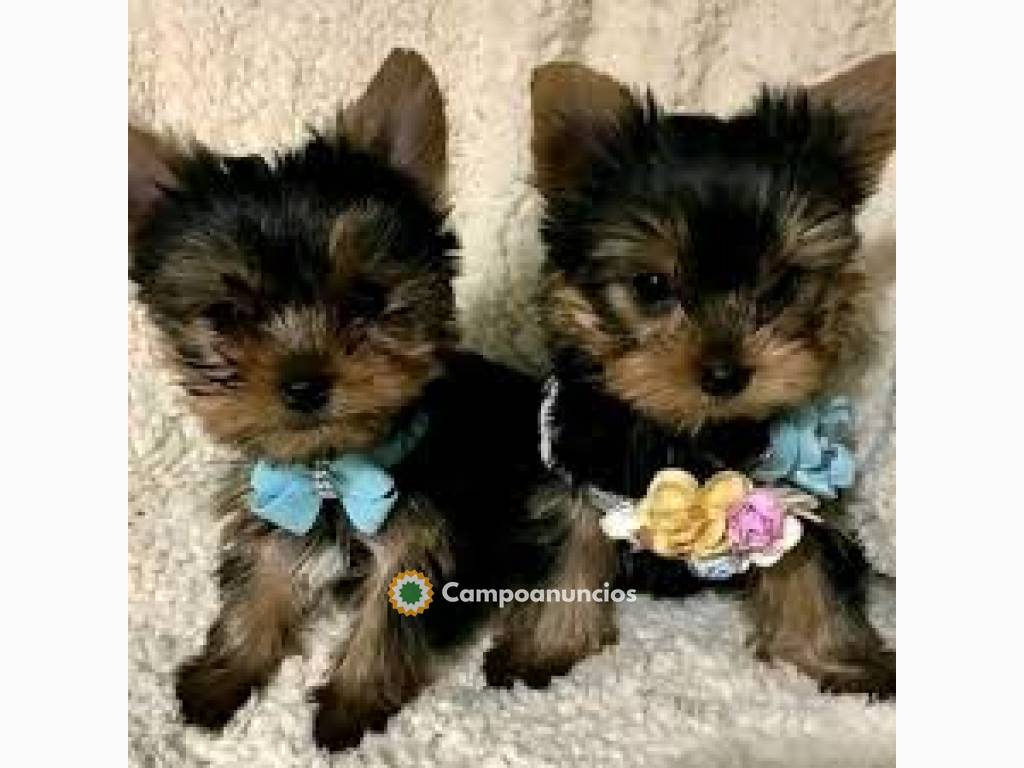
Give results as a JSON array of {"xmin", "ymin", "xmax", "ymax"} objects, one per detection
[
  {"xmin": 0, "ymin": 3, "xmax": 124, "ymax": 763},
  {"xmin": 900, "ymin": 3, "xmax": 1024, "ymax": 765}
]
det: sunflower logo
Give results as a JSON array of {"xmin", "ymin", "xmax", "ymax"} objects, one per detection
[{"xmin": 387, "ymin": 570, "xmax": 434, "ymax": 616}]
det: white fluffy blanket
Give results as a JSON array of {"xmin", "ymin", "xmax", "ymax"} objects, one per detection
[{"xmin": 128, "ymin": 1, "xmax": 896, "ymax": 765}]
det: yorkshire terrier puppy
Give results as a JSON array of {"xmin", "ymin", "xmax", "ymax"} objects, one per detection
[
  {"xmin": 484, "ymin": 54, "xmax": 896, "ymax": 698},
  {"xmin": 129, "ymin": 49, "xmax": 547, "ymax": 750}
]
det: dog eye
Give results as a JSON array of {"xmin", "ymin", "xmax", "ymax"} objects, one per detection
[
  {"xmin": 758, "ymin": 269, "xmax": 800, "ymax": 322},
  {"xmin": 201, "ymin": 301, "xmax": 248, "ymax": 332},
  {"xmin": 630, "ymin": 272, "xmax": 675, "ymax": 309},
  {"xmin": 346, "ymin": 280, "xmax": 391, "ymax": 318}
]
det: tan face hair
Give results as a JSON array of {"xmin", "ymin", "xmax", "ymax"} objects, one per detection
[
  {"xmin": 544, "ymin": 222, "xmax": 870, "ymax": 431},
  {"xmin": 180, "ymin": 262, "xmax": 449, "ymax": 462}
]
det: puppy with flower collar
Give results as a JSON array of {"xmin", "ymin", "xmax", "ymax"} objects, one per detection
[{"xmin": 483, "ymin": 54, "xmax": 896, "ymax": 699}]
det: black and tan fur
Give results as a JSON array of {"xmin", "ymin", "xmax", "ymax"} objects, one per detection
[
  {"xmin": 493, "ymin": 54, "xmax": 897, "ymax": 697},
  {"xmin": 129, "ymin": 50, "xmax": 552, "ymax": 751}
]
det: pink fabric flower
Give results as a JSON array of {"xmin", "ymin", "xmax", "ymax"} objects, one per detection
[{"xmin": 726, "ymin": 490, "xmax": 785, "ymax": 552}]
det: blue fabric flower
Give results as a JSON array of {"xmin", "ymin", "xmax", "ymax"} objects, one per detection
[
  {"xmin": 250, "ymin": 413, "xmax": 428, "ymax": 536},
  {"xmin": 753, "ymin": 396, "xmax": 855, "ymax": 499}
]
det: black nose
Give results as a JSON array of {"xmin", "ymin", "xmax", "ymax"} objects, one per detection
[
  {"xmin": 279, "ymin": 375, "xmax": 332, "ymax": 413},
  {"xmin": 699, "ymin": 360, "xmax": 752, "ymax": 398}
]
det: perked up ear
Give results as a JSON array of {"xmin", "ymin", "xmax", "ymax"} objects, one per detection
[
  {"xmin": 530, "ymin": 62, "xmax": 635, "ymax": 197},
  {"xmin": 340, "ymin": 48, "xmax": 447, "ymax": 202},
  {"xmin": 809, "ymin": 52, "xmax": 896, "ymax": 199},
  {"xmin": 128, "ymin": 125, "xmax": 181, "ymax": 244}
]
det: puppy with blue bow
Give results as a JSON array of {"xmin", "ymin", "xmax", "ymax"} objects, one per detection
[{"xmin": 129, "ymin": 50, "xmax": 549, "ymax": 752}]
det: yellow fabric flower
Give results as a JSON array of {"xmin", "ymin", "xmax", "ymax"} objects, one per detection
[{"xmin": 636, "ymin": 469, "xmax": 752, "ymax": 558}]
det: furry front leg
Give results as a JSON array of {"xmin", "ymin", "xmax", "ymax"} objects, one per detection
[
  {"xmin": 484, "ymin": 482, "xmax": 618, "ymax": 689},
  {"xmin": 176, "ymin": 513, "xmax": 333, "ymax": 729},
  {"xmin": 312, "ymin": 497, "xmax": 452, "ymax": 752},
  {"xmin": 748, "ymin": 524, "xmax": 895, "ymax": 699}
]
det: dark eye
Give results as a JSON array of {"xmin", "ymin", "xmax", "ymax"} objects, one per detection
[
  {"xmin": 758, "ymin": 269, "xmax": 801, "ymax": 322},
  {"xmin": 630, "ymin": 272, "xmax": 675, "ymax": 309},
  {"xmin": 201, "ymin": 301, "xmax": 248, "ymax": 333},
  {"xmin": 347, "ymin": 280, "xmax": 391, "ymax": 318}
]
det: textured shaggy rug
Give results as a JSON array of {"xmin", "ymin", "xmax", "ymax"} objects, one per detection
[{"xmin": 128, "ymin": 2, "xmax": 896, "ymax": 765}]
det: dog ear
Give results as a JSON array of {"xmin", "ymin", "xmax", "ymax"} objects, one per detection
[
  {"xmin": 809, "ymin": 52, "xmax": 896, "ymax": 200},
  {"xmin": 530, "ymin": 62, "xmax": 634, "ymax": 198},
  {"xmin": 340, "ymin": 48, "xmax": 447, "ymax": 202},
  {"xmin": 128, "ymin": 125, "xmax": 181, "ymax": 245}
]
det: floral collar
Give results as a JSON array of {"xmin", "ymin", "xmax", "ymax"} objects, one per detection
[{"xmin": 539, "ymin": 378, "xmax": 855, "ymax": 579}]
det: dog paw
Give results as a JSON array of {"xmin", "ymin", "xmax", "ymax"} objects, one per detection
[
  {"xmin": 175, "ymin": 656, "xmax": 255, "ymax": 731},
  {"xmin": 818, "ymin": 649, "xmax": 896, "ymax": 701},
  {"xmin": 483, "ymin": 642, "xmax": 571, "ymax": 690},
  {"xmin": 310, "ymin": 684, "xmax": 396, "ymax": 752},
  {"xmin": 483, "ymin": 624, "xmax": 618, "ymax": 691}
]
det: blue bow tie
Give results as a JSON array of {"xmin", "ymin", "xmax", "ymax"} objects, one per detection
[{"xmin": 250, "ymin": 413, "xmax": 428, "ymax": 536}]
